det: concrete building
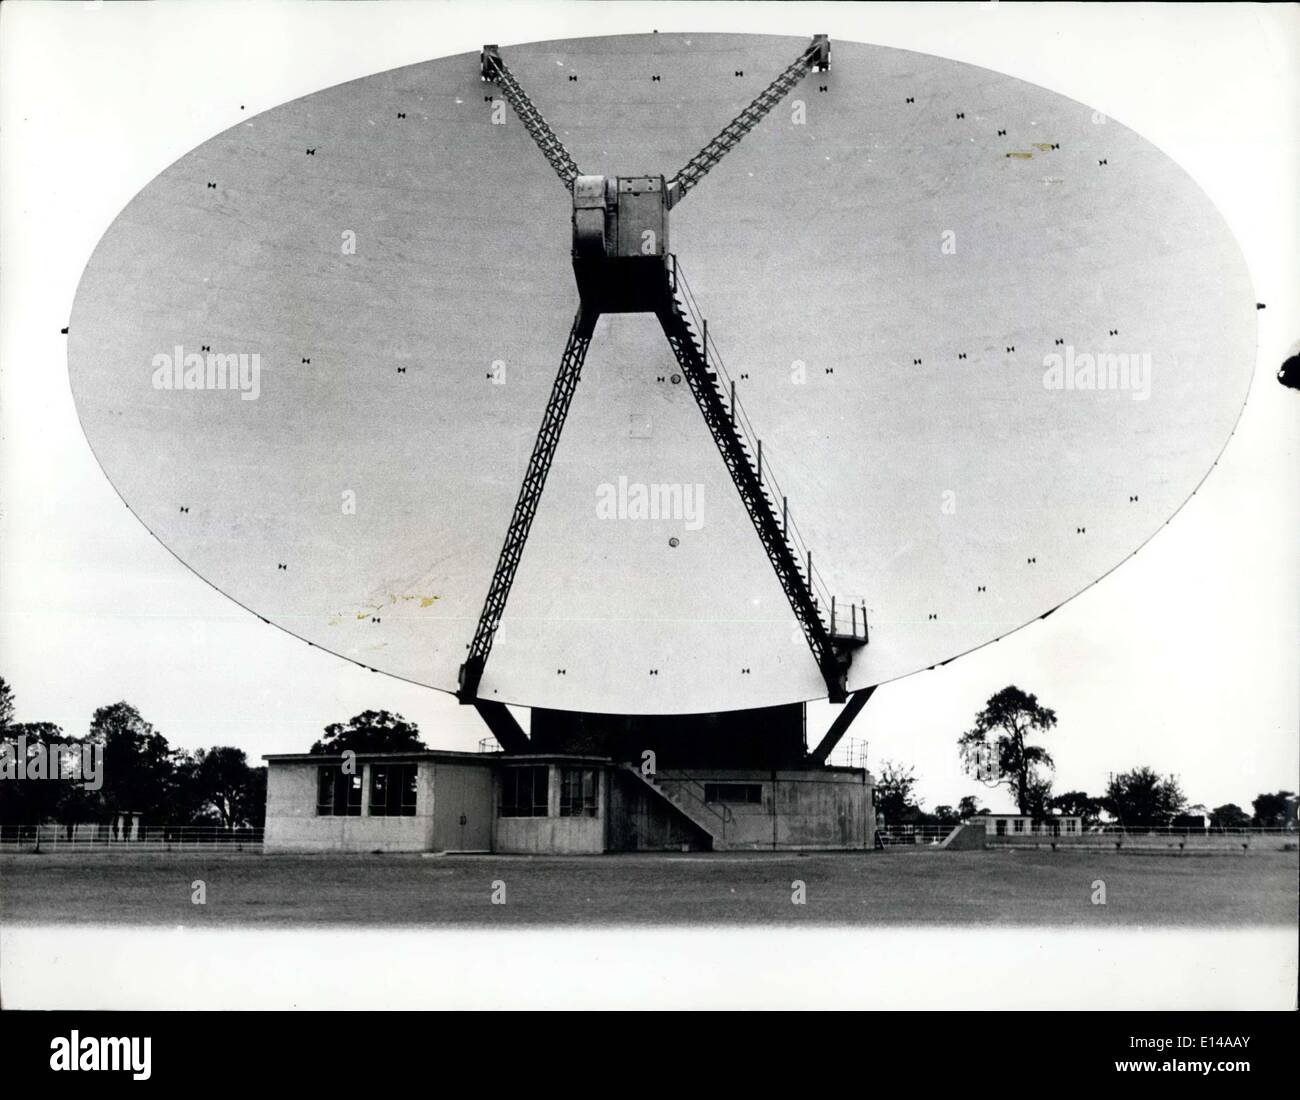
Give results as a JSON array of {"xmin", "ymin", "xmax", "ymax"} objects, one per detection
[{"xmin": 263, "ymin": 749, "xmax": 873, "ymax": 854}]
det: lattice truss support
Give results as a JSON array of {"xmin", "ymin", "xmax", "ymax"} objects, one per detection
[
  {"xmin": 458, "ymin": 306, "xmax": 597, "ymax": 701},
  {"xmin": 480, "ymin": 45, "xmax": 581, "ymax": 191},
  {"xmin": 462, "ymin": 36, "xmax": 852, "ymax": 708},
  {"xmin": 666, "ymin": 35, "xmax": 829, "ymax": 207}
]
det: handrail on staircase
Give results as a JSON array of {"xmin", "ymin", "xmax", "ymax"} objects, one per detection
[
  {"xmin": 656, "ymin": 769, "xmax": 736, "ymax": 829},
  {"xmin": 672, "ymin": 258, "xmax": 828, "ymax": 601},
  {"xmin": 623, "ymin": 762, "xmax": 734, "ymax": 839},
  {"xmin": 667, "ymin": 254, "xmax": 867, "ymax": 643}
]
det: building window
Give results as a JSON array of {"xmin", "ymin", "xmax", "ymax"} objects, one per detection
[
  {"xmin": 1013, "ymin": 818, "xmax": 1025, "ymax": 833},
  {"xmin": 369, "ymin": 763, "xmax": 418, "ymax": 816},
  {"xmin": 1065, "ymin": 819, "xmax": 1078, "ymax": 834},
  {"xmin": 995, "ymin": 818, "xmax": 1007, "ymax": 835},
  {"xmin": 703, "ymin": 783, "xmax": 762, "ymax": 805},
  {"xmin": 316, "ymin": 765, "xmax": 362, "ymax": 816},
  {"xmin": 500, "ymin": 765, "xmax": 549, "ymax": 817},
  {"xmin": 559, "ymin": 767, "xmax": 598, "ymax": 817}
]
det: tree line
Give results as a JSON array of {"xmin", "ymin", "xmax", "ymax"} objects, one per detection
[
  {"xmin": 875, "ymin": 685, "xmax": 1295, "ymax": 831},
  {"xmin": 0, "ymin": 677, "xmax": 428, "ymax": 831},
  {"xmin": 0, "ymin": 677, "xmax": 266, "ymax": 830}
]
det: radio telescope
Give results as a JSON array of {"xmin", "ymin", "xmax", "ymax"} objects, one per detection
[{"xmin": 68, "ymin": 33, "xmax": 1254, "ymax": 758}]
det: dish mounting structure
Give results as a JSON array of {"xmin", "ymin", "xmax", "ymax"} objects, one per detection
[{"xmin": 460, "ymin": 35, "xmax": 869, "ymax": 716}]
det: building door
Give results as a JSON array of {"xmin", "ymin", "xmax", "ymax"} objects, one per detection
[{"xmin": 432, "ymin": 764, "xmax": 494, "ymax": 852}]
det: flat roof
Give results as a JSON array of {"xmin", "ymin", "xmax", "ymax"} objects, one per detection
[
  {"xmin": 264, "ymin": 749, "xmax": 488, "ymax": 764},
  {"xmin": 263, "ymin": 750, "xmax": 614, "ymax": 765}
]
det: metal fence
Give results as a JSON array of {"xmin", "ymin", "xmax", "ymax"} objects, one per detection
[
  {"xmin": 982, "ymin": 824, "xmax": 1296, "ymax": 850},
  {"xmin": 0, "ymin": 824, "xmax": 264, "ymax": 851},
  {"xmin": 826, "ymin": 737, "xmax": 868, "ymax": 770},
  {"xmin": 876, "ymin": 825, "xmax": 952, "ymax": 847},
  {"xmin": 875, "ymin": 823, "xmax": 1296, "ymax": 850},
  {"xmin": 989, "ymin": 825, "xmax": 1295, "ymax": 839}
]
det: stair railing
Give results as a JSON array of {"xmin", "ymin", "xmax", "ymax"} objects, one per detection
[
  {"xmin": 655, "ymin": 769, "xmax": 736, "ymax": 832},
  {"xmin": 668, "ymin": 255, "xmax": 867, "ymax": 642}
]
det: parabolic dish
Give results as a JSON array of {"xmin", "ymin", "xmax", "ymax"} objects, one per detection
[{"xmin": 68, "ymin": 33, "xmax": 1256, "ymax": 714}]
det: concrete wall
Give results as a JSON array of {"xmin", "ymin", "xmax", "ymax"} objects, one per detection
[
  {"xmin": 607, "ymin": 770, "xmax": 712, "ymax": 851},
  {"xmin": 492, "ymin": 764, "xmax": 606, "ymax": 854},
  {"xmin": 265, "ymin": 760, "xmax": 439, "ymax": 852},
  {"xmin": 656, "ymin": 768, "xmax": 872, "ymax": 851},
  {"xmin": 940, "ymin": 823, "xmax": 988, "ymax": 850}
]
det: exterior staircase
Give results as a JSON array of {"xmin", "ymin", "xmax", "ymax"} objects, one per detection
[
  {"xmin": 657, "ymin": 258, "xmax": 867, "ymax": 701},
  {"xmin": 619, "ymin": 764, "xmax": 733, "ymax": 850}
]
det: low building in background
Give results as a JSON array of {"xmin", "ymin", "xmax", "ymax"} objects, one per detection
[{"xmin": 973, "ymin": 814, "xmax": 1083, "ymax": 838}]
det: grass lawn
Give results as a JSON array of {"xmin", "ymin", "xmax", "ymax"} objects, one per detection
[{"xmin": 1, "ymin": 848, "xmax": 1295, "ymax": 927}]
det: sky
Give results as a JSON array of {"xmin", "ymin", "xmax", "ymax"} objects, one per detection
[{"xmin": 1, "ymin": 1, "xmax": 1296, "ymax": 816}]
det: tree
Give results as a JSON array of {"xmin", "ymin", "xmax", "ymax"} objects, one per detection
[
  {"xmin": 1172, "ymin": 804, "xmax": 1212, "ymax": 830},
  {"xmin": 2, "ymin": 686, "xmax": 271, "ymax": 830},
  {"xmin": 1051, "ymin": 790, "xmax": 1104, "ymax": 828},
  {"xmin": 149, "ymin": 745, "xmax": 268, "ymax": 829},
  {"xmin": 1210, "ymin": 803, "xmax": 1251, "ymax": 829},
  {"xmin": 188, "ymin": 747, "xmax": 262, "ymax": 828},
  {"xmin": 50, "ymin": 736, "xmax": 103, "ymax": 832},
  {"xmin": 0, "ymin": 722, "xmax": 69, "ymax": 826},
  {"xmin": 1251, "ymin": 790, "xmax": 1296, "ymax": 828},
  {"xmin": 0, "ymin": 685, "xmax": 102, "ymax": 829},
  {"xmin": 1024, "ymin": 776, "xmax": 1054, "ymax": 821},
  {"xmin": 932, "ymin": 804, "xmax": 960, "ymax": 828},
  {"xmin": 1104, "ymin": 767, "xmax": 1186, "ymax": 828},
  {"xmin": 957, "ymin": 686, "xmax": 1057, "ymax": 816},
  {"xmin": 244, "ymin": 766, "xmax": 267, "ymax": 829},
  {"xmin": 874, "ymin": 760, "xmax": 922, "ymax": 826},
  {"xmin": 311, "ymin": 710, "xmax": 425, "ymax": 755},
  {"xmin": 957, "ymin": 795, "xmax": 982, "ymax": 820},
  {"xmin": 88, "ymin": 701, "xmax": 180, "ymax": 822}
]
